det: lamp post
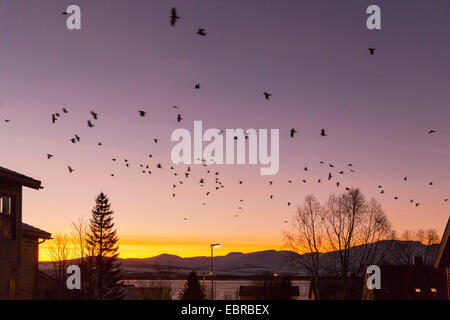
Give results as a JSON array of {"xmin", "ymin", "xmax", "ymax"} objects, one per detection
[{"xmin": 210, "ymin": 243, "xmax": 220, "ymax": 300}]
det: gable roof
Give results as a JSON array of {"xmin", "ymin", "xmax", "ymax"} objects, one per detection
[
  {"xmin": 0, "ymin": 166, "xmax": 41, "ymax": 189},
  {"xmin": 22, "ymin": 222, "xmax": 52, "ymax": 239},
  {"xmin": 434, "ymin": 217, "xmax": 450, "ymax": 268}
]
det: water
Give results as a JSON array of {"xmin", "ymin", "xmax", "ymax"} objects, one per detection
[{"xmin": 123, "ymin": 280, "xmax": 311, "ymax": 300}]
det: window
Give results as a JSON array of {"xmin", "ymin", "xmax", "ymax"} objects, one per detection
[
  {"xmin": 0, "ymin": 195, "xmax": 14, "ymax": 239},
  {"xmin": 415, "ymin": 288, "xmax": 421, "ymax": 293},
  {"xmin": 431, "ymin": 288, "xmax": 437, "ymax": 293}
]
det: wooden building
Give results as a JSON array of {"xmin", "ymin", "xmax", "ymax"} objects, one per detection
[
  {"xmin": 433, "ymin": 217, "xmax": 450, "ymax": 299},
  {"xmin": 363, "ymin": 216, "xmax": 450, "ymax": 300},
  {"xmin": 0, "ymin": 166, "xmax": 51, "ymax": 299}
]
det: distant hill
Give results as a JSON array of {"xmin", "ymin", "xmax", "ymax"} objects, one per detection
[{"xmin": 39, "ymin": 240, "xmax": 439, "ymax": 277}]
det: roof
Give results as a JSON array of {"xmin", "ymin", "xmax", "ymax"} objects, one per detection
[
  {"xmin": 22, "ymin": 222, "xmax": 52, "ymax": 239},
  {"xmin": 308, "ymin": 277, "xmax": 363, "ymax": 300},
  {"xmin": 0, "ymin": 166, "xmax": 41, "ymax": 189},
  {"xmin": 434, "ymin": 216, "xmax": 450, "ymax": 268},
  {"xmin": 363, "ymin": 264, "xmax": 447, "ymax": 300}
]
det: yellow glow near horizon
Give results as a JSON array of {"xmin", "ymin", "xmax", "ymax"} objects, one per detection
[{"xmin": 38, "ymin": 236, "xmax": 286, "ymax": 262}]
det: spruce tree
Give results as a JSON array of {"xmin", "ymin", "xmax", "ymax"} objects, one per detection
[
  {"xmin": 179, "ymin": 271, "xmax": 207, "ymax": 300},
  {"xmin": 86, "ymin": 192, "xmax": 124, "ymax": 300}
]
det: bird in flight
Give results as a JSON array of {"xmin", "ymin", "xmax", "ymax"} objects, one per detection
[
  {"xmin": 290, "ymin": 129, "xmax": 298, "ymax": 138},
  {"xmin": 177, "ymin": 114, "xmax": 183, "ymax": 123},
  {"xmin": 428, "ymin": 130, "xmax": 436, "ymax": 134},
  {"xmin": 195, "ymin": 84, "xmax": 201, "ymax": 89},
  {"xmin": 263, "ymin": 92, "xmax": 272, "ymax": 100},
  {"xmin": 87, "ymin": 120, "xmax": 94, "ymax": 128},
  {"xmin": 62, "ymin": 108, "xmax": 68, "ymax": 114},
  {"xmin": 170, "ymin": 8, "xmax": 180, "ymax": 27},
  {"xmin": 46, "ymin": 154, "xmax": 53, "ymax": 159},
  {"xmin": 68, "ymin": 166, "xmax": 74, "ymax": 173},
  {"xmin": 197, "ymin": 28, "xmax": 207, "ymax": 36},
  {"xmin": 368, "ymin": 48, "xmax": 376, "ymax": 55},
  {"xmin": 139, "ymin": 110, "xmax": 146, "ymax": 117},
  {"xmin": 90, "ymin": 111, "xmax": 99, "ymax": 120},
  {"xmin": 320, "ymin": 129, "xmax": 327, "ymax": 137}
]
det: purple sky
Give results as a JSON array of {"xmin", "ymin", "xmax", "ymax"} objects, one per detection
[{"xmin": 0, "ymin": 0, "xmax": 449, "ymax": 258}]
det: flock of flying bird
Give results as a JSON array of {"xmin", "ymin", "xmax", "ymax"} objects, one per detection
[{"xmin": 2, "ymin": 7, "xmax": 448, "ymax": 224}]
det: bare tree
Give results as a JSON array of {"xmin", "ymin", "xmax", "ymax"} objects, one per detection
[
  {"xmin": 70, "ymin": 217, "xmax": 96, "ymax": 299},
  {"xmin": 352, "ymin": 199, "xmax": 394, "ymax": 275},
  {"xmin": 323, "ymin": 188, "xmax": 392, "ymax": 299},
  {"xmin": 48, "ymin": 232, "xmax": 72, "ymax": 287},
  {"xmin": 135, "ymin": 279, "xmax": 173, "ymax": 300},
  {"xmin": 395, "ymin": 229, "xmax": 440, "ymax": 265},
  {"xmin": 71, "ymin": 217, "xmax": 90, "ymax": 260},
  {"xmin": 284, "ymin": 194, "xmax": 325, "ymax": 299}
]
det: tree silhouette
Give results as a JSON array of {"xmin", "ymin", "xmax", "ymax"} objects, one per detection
[
  {"xmin": 179, "ymin": 271, "xmax": 207, "ymax": 300},
  {"xmin": 86, "ymin": 192, "xmax": 124, "ymax": 300}
]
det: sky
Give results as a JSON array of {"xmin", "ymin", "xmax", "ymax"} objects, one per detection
[{"xmin": 0, "ymin": 0, "xmax": 449, "ymax": 260}]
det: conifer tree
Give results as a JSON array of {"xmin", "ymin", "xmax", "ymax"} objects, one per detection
[
  {"xmin": 86, "ymin": 192, "xmax": 124, "ymax": 300},
  {"xmin": 179, "ymin": 271, "xmax": 207, "ymax": 300}
]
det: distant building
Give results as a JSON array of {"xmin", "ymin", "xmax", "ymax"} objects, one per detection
[
  {"xmin": 308, "ymin": 277, "xmax": 363, "ymax": 300},
  {"xmin": 239, "ymin": 285, "xmax": 300, "ymax": 300},
  {"xmin": 363, "ymin": 217, "xmax": 450, "ymax": 300},
  {"xmin": 0, "ymin": 166, "xmax": 52, "ymax": 299}
]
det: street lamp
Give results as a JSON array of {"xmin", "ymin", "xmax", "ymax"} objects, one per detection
[{"xmin": 210, "ymin": 243, "xmax": 221, "ymax": 300}]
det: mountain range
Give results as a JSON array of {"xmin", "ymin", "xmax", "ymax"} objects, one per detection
[{"xmin": 40, "ymin": 240, "xmax": 439, "ymax": 277}]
